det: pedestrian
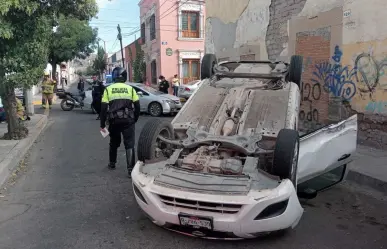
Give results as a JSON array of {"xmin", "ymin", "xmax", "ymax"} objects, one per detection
[
  {"xmin": 158, "ymin": 75, "xmax": 170, "ymax": 94},
  {"xmin": 41, "ymin": 71, "xmax": 56, "ymax": 109},
  {"xmin": 172, "ymin": 74, "xmax": 180, "ymax": 96},
  {"xmin": 77, "ymin": 76, "xmax": 85, "ymax": 92},
  {"xmin": 100, "ymin": 66, "xmax": 140, "ymax": 177},
  {"xmin": 92, "ymin": 79, "xmax": 105, "ymax": 120}
]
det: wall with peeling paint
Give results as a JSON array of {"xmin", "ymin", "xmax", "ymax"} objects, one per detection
[{"xmin": 205, "ymin": 0, "xmax": 387, "ymax": 149}]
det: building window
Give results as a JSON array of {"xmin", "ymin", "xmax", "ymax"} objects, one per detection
[
  {"xmin": 182, "ymin": 59, "xmax": 200, "ymax": 84},
  {"xmin": 182, "ymin": 11, "xmax": 199, "ymax": 38},
  {"xmin": 141, "ymin": 23, "xmax": 146, "ymax": 42},
  {"xmin": 151, "ymin": 60, "xmax": 157, "ymax": 84},
  {"xmin": 150, "ymin": 14, "xmax": 156, "ymax": 40}
]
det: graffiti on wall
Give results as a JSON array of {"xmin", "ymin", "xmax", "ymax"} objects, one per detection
[
  {"xmin": 311, "ymin": 45, "xmax": 357, "ymax": 101},
  {"xmin": 354, "ymin": 53, "xmax": 387, "ymax": 96},
  {"xmin": 299, "ymin": 81, "xmax": 321, "ymax": 124}
]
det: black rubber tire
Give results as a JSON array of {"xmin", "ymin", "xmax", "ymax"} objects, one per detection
[
  {"xmin": 288, "ymin": 55, "xmax": 303, "ymax": 87},
  {"xmin": 60, "ymin": 99, "xmax": 75, "ymax": 111},
  {"xmin": 137, "ymin": 118, "xmax": 174, "ymax": 161},
  {"xmin": 200, "ymin": 53, "xmax": 217, "ymax": 80},
  {"xmin": 148, "ymin": 102, "xmax": 163, "ymax": 117},
  {"xmin": 272, "ymin": 129, "xmax": 300, "ymax": 186}
]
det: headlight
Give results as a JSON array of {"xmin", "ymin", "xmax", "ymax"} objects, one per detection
[{"xmin": 163, "ymin": 100, "xmax": 174, "ymax": 104}]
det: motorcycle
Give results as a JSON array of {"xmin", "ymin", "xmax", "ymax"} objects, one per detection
[{"xmin": 56, "ymin": 90, "xmax": 86, "ymax": 111}]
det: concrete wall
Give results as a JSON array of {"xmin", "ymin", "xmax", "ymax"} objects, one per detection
[{"xmin": 205, "ymin": 0, "xmax": 387, "ymax": 149}]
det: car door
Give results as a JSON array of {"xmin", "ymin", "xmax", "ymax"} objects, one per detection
[{"xmin": 297, "ymin": 114, "xmax": 357, "ymax": 187}]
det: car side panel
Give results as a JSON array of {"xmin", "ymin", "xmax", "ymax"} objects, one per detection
[{"xmin": 297, "ymin": 114, "xmax": 357, "ymax": 184}]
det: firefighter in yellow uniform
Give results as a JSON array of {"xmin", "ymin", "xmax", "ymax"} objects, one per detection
[
  {"xmin": 16, "ymin": 98, "xmax": 26, "ymax": 121},
  {"xmin": 41, "ymin": 71, "xmax": 56, "ymax": 109},
  {"xmin": 100, "ymin": 67, "xmax": 140, "ymax": 177}
]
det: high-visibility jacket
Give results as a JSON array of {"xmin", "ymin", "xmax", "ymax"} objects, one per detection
[{"xmin": 101, "ymin": 82, "xmax": 139, "ymax": 123}]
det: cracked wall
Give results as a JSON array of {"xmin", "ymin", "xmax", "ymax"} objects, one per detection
[{"xmin": 205, "ymin": 0, "xmax": 387, "ymax": 149}]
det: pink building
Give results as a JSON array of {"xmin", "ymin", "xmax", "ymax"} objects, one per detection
[{"xmin": 138, "ymin": 0, "xmax": 205, "ymax": 85}]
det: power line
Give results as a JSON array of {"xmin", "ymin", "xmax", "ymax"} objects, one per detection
[{"xmin": 159, "ymin": 0, "xmax": 190, "ymax": 20}]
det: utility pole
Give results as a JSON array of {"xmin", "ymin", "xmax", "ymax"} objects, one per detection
[{"xmin": 117, "ymin": 24, "xmax": 125, "ymax": 68}]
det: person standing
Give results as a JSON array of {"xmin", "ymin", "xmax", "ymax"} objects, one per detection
[
  {"xmin": 158, "ymin": 76, "xmax": 170, "ymax": 94},
  {"xmin": 41, "ymin": 71, "xmax": 56, "ymax": 109},
  {"xmin": 92, "ymin": 80, "xmax": 105, "ymax": 120},
  {"xmin": 172, "ymin": 74, "xmax": 180, "ymax": 96},
  {"xmin": 100, "ymin": 67, "xmax": 140, "ymax": 177}
]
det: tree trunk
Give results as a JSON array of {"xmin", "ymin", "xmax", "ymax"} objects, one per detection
[
  {"xmin": 0, "ymin": 84, "xmax": 28, "ymax": 140},
  {"xmin": 51, "ymin": 61, "xmax": 57, "ymax": 80}
]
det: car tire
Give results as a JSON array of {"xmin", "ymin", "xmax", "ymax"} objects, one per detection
[
  {"xmin": 148, "ymin": 102, "xmax": 162, "ymax": 117},
  {"xmin": 201, "ymin": 53, "xmax": 217, "ymax": 80},
  {"xmin": 272, "ymin": 129, "xmax": 299, "ymax": 187},
  {"xmin": 288, "ymin": 55, "xmax": 303, "ymax": 87},
  {"xmin": 138, "ymin": 118, "xmax": 174, "ymax": 161},
  {"xmin": 60, "ymin": 99, "xmax": 75, "ymax": 111}
]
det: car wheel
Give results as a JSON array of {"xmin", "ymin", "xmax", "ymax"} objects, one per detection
[
  {"xmin": 288, "ymin": 55, "xmax": 303, "ymax": 87},
  {"xmin": 138, "ymin": 118, "xmax": 174, "ymax": 161},
  {"xmin": 60, "ymin": 99, "xmax": 74, "ymax": 111},
  {"xmin": 201, "ymin": 54, "xmax": 217, "ymax": 80},
  {"xmin": 272, "ymin": 129, "xmax": 299, "ymax": 187},
  {"xmin": 148, "ymin": 102, "xmax": 162, "ymax": 117}
]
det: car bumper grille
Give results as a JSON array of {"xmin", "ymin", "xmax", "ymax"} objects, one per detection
[{"xmin": 158, "ymin": 194, "xmax": 242, "ymax": 214}]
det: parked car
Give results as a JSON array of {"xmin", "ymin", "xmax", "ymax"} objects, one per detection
[
  {"xmin": 178, "ymin": 80, "xmax": 202, "ymax": 100},
  {"xmin": 132, "ymin": 54, "xmax": 357, "ymax": 239},
  {"xmin": 0, "ymin": 97, "xmax": 5, "ymax": 123},
  {"xmin": 129, "ymin": 83, "xmax": 182, "ymax": 117},
  {"xmin": 83, "ymin": 82, "xmax": 182, "ymax": 117}
]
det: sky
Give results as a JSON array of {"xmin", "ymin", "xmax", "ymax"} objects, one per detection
[{"xmin": 90, "ymin": 0, "xmax": 141, "ymax": 55}]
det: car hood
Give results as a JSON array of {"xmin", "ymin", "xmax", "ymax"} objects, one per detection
[{"xmin": 158, "ymin": 94, "xmax": 180, "ymax": 101}]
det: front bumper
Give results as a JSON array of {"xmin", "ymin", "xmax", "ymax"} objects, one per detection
[
  {"xmin": 162, "ymin": 101, "xmax": 182, "ymax": 114},
  {"xmin": 131, "ymin": 162, "xmax": 304, "ymax": 239}
]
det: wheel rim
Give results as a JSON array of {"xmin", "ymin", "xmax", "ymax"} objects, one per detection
[
  {"xmin": 154, "ymin": 128, "xmax": 170, "ymax": 158},
  {"xmin": 150, "ymin": 103, "xmax": 161, "ymax": 116}
]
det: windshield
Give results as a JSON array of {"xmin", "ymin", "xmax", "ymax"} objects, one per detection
[{"xmin": 0, "ymin": 97, "xmax": 3, "ymax": 108}]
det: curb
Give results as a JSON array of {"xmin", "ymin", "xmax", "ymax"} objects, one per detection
[
  {"xmin": 346, "ymin": 170, "xmax": 387, "ymax": 194},
  {"xmin": 0, "ymin": 115, "xmax": 48, "ymax": 187}
]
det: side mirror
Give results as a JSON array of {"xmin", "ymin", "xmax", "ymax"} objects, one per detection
[{"xmin": 137, "ymin": 91, "xmax": 144, "ymax": 96}]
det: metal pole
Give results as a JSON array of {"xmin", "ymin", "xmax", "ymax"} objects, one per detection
[{"xmin": 117, "ymin": 24, "xmax": 125, "ymax": 68}]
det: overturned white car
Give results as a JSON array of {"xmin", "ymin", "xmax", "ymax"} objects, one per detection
[{"xmin": 132, "ymin": 54, "xmax": 357, "ymax": 239}]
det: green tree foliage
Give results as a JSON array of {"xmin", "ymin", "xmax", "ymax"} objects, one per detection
[
  {"xmin": 0, "ymin": 0, "xmax": 98, "ymax": 139},
  {"xmin": 92, "ymin": 46, "xmax": 107, "ymax": 78},
  {"xmin": 129, "ymin": 39, "xmax": 146, "ymax": 83},
  {"xmin": 49, "ymin": 15, "xmax": 98, "ymax": 77}
]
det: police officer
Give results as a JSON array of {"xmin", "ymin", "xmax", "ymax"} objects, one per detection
[{"xmin": 100, "ymin": 67, "xmax": 140, "ymax": 176}]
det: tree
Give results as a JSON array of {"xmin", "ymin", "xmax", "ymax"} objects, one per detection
[
  {"xmin": 49, "ymin": 15, "xmax": 98, "ymax": 79},
  {"xmin": 0, "ymin": 0, "xmax": 98, "ymax": 139},
  {"xmin": 92, "ymin": 46, "xmax": 107, "ymax": 79},
  {"xmin": 129, "ymin": 40, "xmax": 146, "ymax": 82}
]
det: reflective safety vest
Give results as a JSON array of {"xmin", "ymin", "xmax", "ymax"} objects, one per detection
[
  {"xmin": 42, "ymin": 79, "xmax": 56, "ymax": 94},
  {"xmin": 101, "ymin": 82, "xmax": 139, "ymax": 121},
  {"xmin": 102, "ymin": 83, "xmax": 139, "ymax": 103}
]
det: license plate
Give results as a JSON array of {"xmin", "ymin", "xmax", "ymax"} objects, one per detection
[
  {"xmin": 178, "ymin": 213, "xmax": 213, "ymax": 230},
  {"xmin": 180, "ymin": 98, "xmax": 186, "ymax": 102}
]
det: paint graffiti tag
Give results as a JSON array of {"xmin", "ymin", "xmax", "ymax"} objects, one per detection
[
  {"xmin": 311, "ymin": 45, "xmax": 357, "ymax": 101},
  {"xmin": 354, "ymin": 53, "xmax": 387, "ymax": 94},
  {"xmin": 365, "ymin": 101, "xmax": 387, "ymax": 114},
  {"xmin": 299, "ymin": 81, "xmax": 321, "ymax": 127}
]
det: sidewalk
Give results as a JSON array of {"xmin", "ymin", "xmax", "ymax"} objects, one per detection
[
  {"xmin": 347, "ymin": 145, "xmax": 387, "ymax": 193},
  {"xmin": 0, "ymin": 114, "xmax": 47, "ymax": 187}
]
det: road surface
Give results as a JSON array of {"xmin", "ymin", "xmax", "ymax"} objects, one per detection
[{"xmin": 0, "ymin": 102, "xmax": 386, "ymax": 249}]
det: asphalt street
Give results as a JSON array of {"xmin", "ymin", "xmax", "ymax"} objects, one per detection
[{"xmin": 0, "ymin": 100, "xmax": 387, "ymax": 249}]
